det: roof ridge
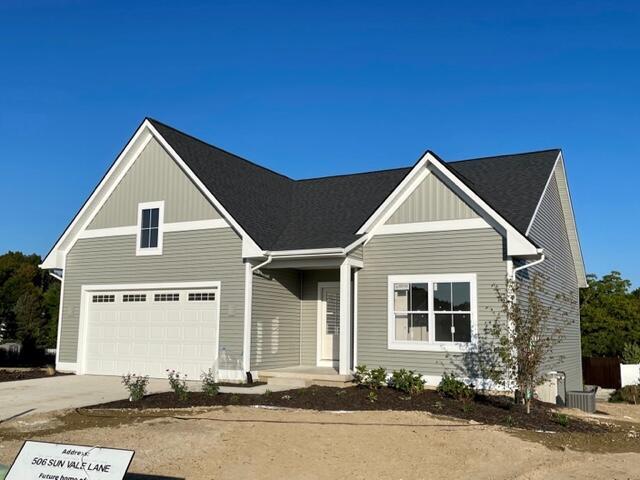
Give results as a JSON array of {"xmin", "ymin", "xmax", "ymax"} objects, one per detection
[
  {"xmin": 146, "ymin": 117, "xmax": 294, "ymax": 181},
  {"xmin": 295, "ymin": 166, "xmax": 412, "ymax": 182},
  {"xmin": 448, "ymin": 148, "xmax": 561, "ymax": 164}
]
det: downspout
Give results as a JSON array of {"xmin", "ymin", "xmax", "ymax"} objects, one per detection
[
  {"xmin": 251, "ymin": 255, "xmax": 273, "ymax": 272},
  {"xmin": 511, "ymin": 252, "xmax": 545, "ymax": 280}
]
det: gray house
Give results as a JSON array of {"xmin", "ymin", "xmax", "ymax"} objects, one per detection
[{"xmin": 41, "ymin": 118, "xmax": 586, "ymax": 392}]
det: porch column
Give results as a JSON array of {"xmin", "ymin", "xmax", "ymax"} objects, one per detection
[{"xmin": 339, "ymin": 258, "xmax": 352, "ymax": 375}]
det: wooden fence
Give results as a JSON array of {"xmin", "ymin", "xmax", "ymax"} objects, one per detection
[{"xmin": 582, "ymin": 356, "xmax": 621, "ymax": 389}]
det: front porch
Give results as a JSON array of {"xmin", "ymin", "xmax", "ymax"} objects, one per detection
[
  {"xmin": 256, "ymin": 366, "xmax": 354, "ymax": 388},
  {"xmin": 247, "ymin": 254, "xmax": 361, "ymax": 381}
]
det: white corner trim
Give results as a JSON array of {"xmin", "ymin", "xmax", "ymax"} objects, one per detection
[
  {"xmin": 376, "ymin": 218, "xmax": 490, "ymax": 236},
  {"xmin": 316, "ymin": 281, "xmax": 340, "ymax": 367},
  {"xmin": 243, "ymin": 261, "xmax": 253, "ymax": 373},
  {"xmin": 353, "ymin": 269, "xmax": 359, "ymax": 368},
  {"xmin": 54, "ymin": 255, "xmax": 67, "ymax": 369},
  {"xmin": 136, "ymin": 200, "xmax": 164, "ymax": 256},
  {"xmin": 387, "ymin": 273, "xmax": 478, "ymax": 353}
]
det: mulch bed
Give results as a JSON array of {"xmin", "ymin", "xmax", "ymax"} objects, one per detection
[
  {"xmin": 0, "ymin": 368, "xmax": 68, "ymax": 383},
  {"xmin": 88, "ymin": 385, "xmax": 607, "ymax": 433}
]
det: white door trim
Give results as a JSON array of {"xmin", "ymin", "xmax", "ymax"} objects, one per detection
[
  {"xmin": 77, "ymin": 280, "xmax": 221, "ymax": 375},
  {"xmin": 316, "ymin": 281, "xmax": 339, "ymax": 367}
]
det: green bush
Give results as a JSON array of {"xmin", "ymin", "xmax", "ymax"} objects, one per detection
[
  {"xmin": 353, "ymin": 364, "xmax": 387, "ymax": 389},
  {"xmin": 200, "ymin": 368, "xmax": 219, "ymax": 396},
  {"xmin": 121, "ymin": 373, "xmax": 149, "ymax": 402},
  {"xmin": 389, "ymin": 369, "xmax": 425, "ymax": 395},
  {"xmin": 609, "ymin": 385, "xmax": 639, "ymax": 404},
  {"xmin": 552, "ymin": 412, "xmax": 570, "ymax": 427},
  {"xmin": 437, "ymin": 373, "xmax": 474, "ymax": 401},
  {"xmin": 167, "ymin": 369, "xmax": 189, "ymax": 401},
  {"xmin": 622, "ymin": 343, "xmax": 640, "ymax": 364}
]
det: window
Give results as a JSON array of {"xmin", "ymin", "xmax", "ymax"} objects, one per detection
[
  {"xmin": 154, "ymin": 293, "xmax": 180, "ymax": 302},
  {"xmin": 92, "ymin": 294, "xmax": 115, "ymax": 303},
  {"xmin": 388, "ymin": 274, "xmax": 476, "ymax": 351},
  {"xmin": 136, "ymin": 201, "xmax": 164, "ymax": 256},
  {"xmin": 123, "ymin": 294, "xmax": 146, "ymax": 302},
  {"xmin": 188, "ymin": 292, "xmax": 216, "ymax": 301}
]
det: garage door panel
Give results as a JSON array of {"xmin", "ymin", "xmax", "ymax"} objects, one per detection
[{"xmin": 84, "ymin": 287, "xmax": 218, "ymax": 379}]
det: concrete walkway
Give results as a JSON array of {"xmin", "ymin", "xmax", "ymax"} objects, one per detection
[{"xmin": 0, "ymin": 374, "xmax": 280, "ymax": 422}]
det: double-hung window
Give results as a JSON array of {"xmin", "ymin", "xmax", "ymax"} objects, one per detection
[
  {"xmin": 136, "ymin": 201, "xmax": 164, "ymax": 256},
  {"xmin": 388, "ymin": 274, "xmax": 476, "ymax": 351}
]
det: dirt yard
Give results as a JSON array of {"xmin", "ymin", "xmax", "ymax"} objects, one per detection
[{"xmin": 0, "ymin": 403, "xmax": 639, "ymax": 480}]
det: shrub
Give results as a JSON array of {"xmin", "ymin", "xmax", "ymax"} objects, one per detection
[
  {"xmin": 389, "ymin": 369, "xmax": 425, "ymax": 395},
  {"xmin": 353, "ymin": 364, "xmax": 387, "ymax": 389},
  {"xmin": 167, "ymin": 369, "xmax": 189, "ymax": 401},
  {"xmin": 200, "ymin": 368, "xmax": 219, "ymax": 397},
  {"xmin": 368, "ymin": 390, "xmax": 378, "ymax": 403},
  {"xmin": 609, "ymin": 385, "xmax": 639, "ymax": 404},
  {"xmin": 121, "ymin": 373, "xmax": 149, "ymax": 402},
  {"xmin": 622, "ymin": 343, "xmax": 640, "ymax": 364},
  {"xmin": 437, "ymin": 373, "xmax": 474, "ymax": 401},
  {"xmin": 552, "ymin": 412, "xmax": 570, "ymax": 427}
]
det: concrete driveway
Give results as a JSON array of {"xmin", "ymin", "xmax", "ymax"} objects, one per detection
[{"xmin": 0, "ymin": 375, "xmax": 274, "ymax": 422}]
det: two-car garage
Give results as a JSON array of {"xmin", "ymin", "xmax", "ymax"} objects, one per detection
[{"xmin": 81, "ymin": 284, "xmax": 220, "ymax": 379}]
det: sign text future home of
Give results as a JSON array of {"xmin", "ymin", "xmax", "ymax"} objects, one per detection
[{"xmin": 6, "ymin": 441, "xmax": 134, "ymax": 480}]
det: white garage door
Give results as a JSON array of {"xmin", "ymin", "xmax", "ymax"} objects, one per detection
[{"xmin": 84, "ymin": 287, "xmax": 219, "ymax": 379}]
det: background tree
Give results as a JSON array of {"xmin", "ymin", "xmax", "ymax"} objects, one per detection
[
  {"xmin": 0, "ymin": 251, "xmax": 59, "ymax": 349},
  {"xmin": 580, "ymin": 271, "xmax": 640, "ymax": 357}
]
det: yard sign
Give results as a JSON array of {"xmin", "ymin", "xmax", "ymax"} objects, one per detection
[{"xmin": 5, "ymin": 440, "xmax": 134, "ymax": 480}]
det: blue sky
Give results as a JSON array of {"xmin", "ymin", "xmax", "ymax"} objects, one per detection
[{"xmin": 0, "ymin": 1, "xmax": 638, "ymax": 286}]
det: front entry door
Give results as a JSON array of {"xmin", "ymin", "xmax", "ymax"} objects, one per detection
[{"xmin": 319, "ymin": 285, "xmax": 340, "ymax": 366}]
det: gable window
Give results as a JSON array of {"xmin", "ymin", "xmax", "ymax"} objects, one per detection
[
  {"xmin": 388, "ymin": 274, "xmax": 476, "ymax": 352},
  {"xmin": 136, "ymin": 201, "xmax": 164, "ymax": 256}
]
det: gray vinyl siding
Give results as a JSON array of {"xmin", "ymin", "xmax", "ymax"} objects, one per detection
[
  {"xmin": 88, "ymin": 137, "xmax": 221, "ymax": 229},
  {"xmin": 300, "ymin": 270, "xmax": 339, "ymax": 365},
  {"xmin": 357, "ymin": 228, "xmax": 507, "ymax": 378},
  {"xmin": 386, "ymin": 170, "xmax": 479, "ymax": 224},
  {"xmin": 517, "ymin": 168, "xmax": 582, "ymax": 395},
  {"xmin": 251, "ymin": 268, "xmax": 301, "ymax": 370},
  {"xmin": 59, "ymin": 228, "xmax": 245, "ymax": 363},
  {"xmin": 349, "ymin": 244, "xmax": 363, "ymax": 262}
]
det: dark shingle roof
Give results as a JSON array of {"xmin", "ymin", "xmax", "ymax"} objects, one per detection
[{"xmin": 149, "ymin": 118, "xmax": 558, "ymax": 250}]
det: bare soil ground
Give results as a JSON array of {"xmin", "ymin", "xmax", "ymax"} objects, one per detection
[{"xmin": 0, "ymin": 402, "xmax": 639, "ymax": 480}]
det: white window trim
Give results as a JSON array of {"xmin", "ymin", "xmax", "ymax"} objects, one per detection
[
  {"xmin": 387, "ymin": 273, "xmax": 478, "ymax": 353},
  {"xmin": 136, "ymin": 201, "xmax": 164, "ymax": 256}
]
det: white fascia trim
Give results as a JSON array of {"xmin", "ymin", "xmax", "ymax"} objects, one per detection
[
  {"xmin": 41, "ymin": 130, "xmax": 154, "ymax": 269},
  {"xmin": 136, "ymin": 200, "xmax": 164, "ymax": 256},
  {"xmin": 267, "ymin": 247, "xmax": 345, "ymax": 257},
  {"xmin": 387, "ymin": 273, "xmax": 479, "ymax": 353},
  {"xmin": 424, "ymin": 153, "xmax": 538, "ymax": 256},
  {"xmin": 356, "ymin": 156, "xmax": 428, "ymax": 234},
  {"xmin": 525, "ymin": 152, "xmax": 561, "ymax": 236},
  {"xmin": 376, "ymin": 218, "xmax": 491, "ymax": 236},
  {"xmin": 42, "ymin": 120, "xmax": 262, "ymax": 269},
  {"xmin": 144, "ymin": 121, "xmax": 263, "ymax": 257}
]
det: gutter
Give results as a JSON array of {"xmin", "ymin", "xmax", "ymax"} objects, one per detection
[{"xmin": 251, "ymin": 255, "xmax": 273, "ymax": 272}]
